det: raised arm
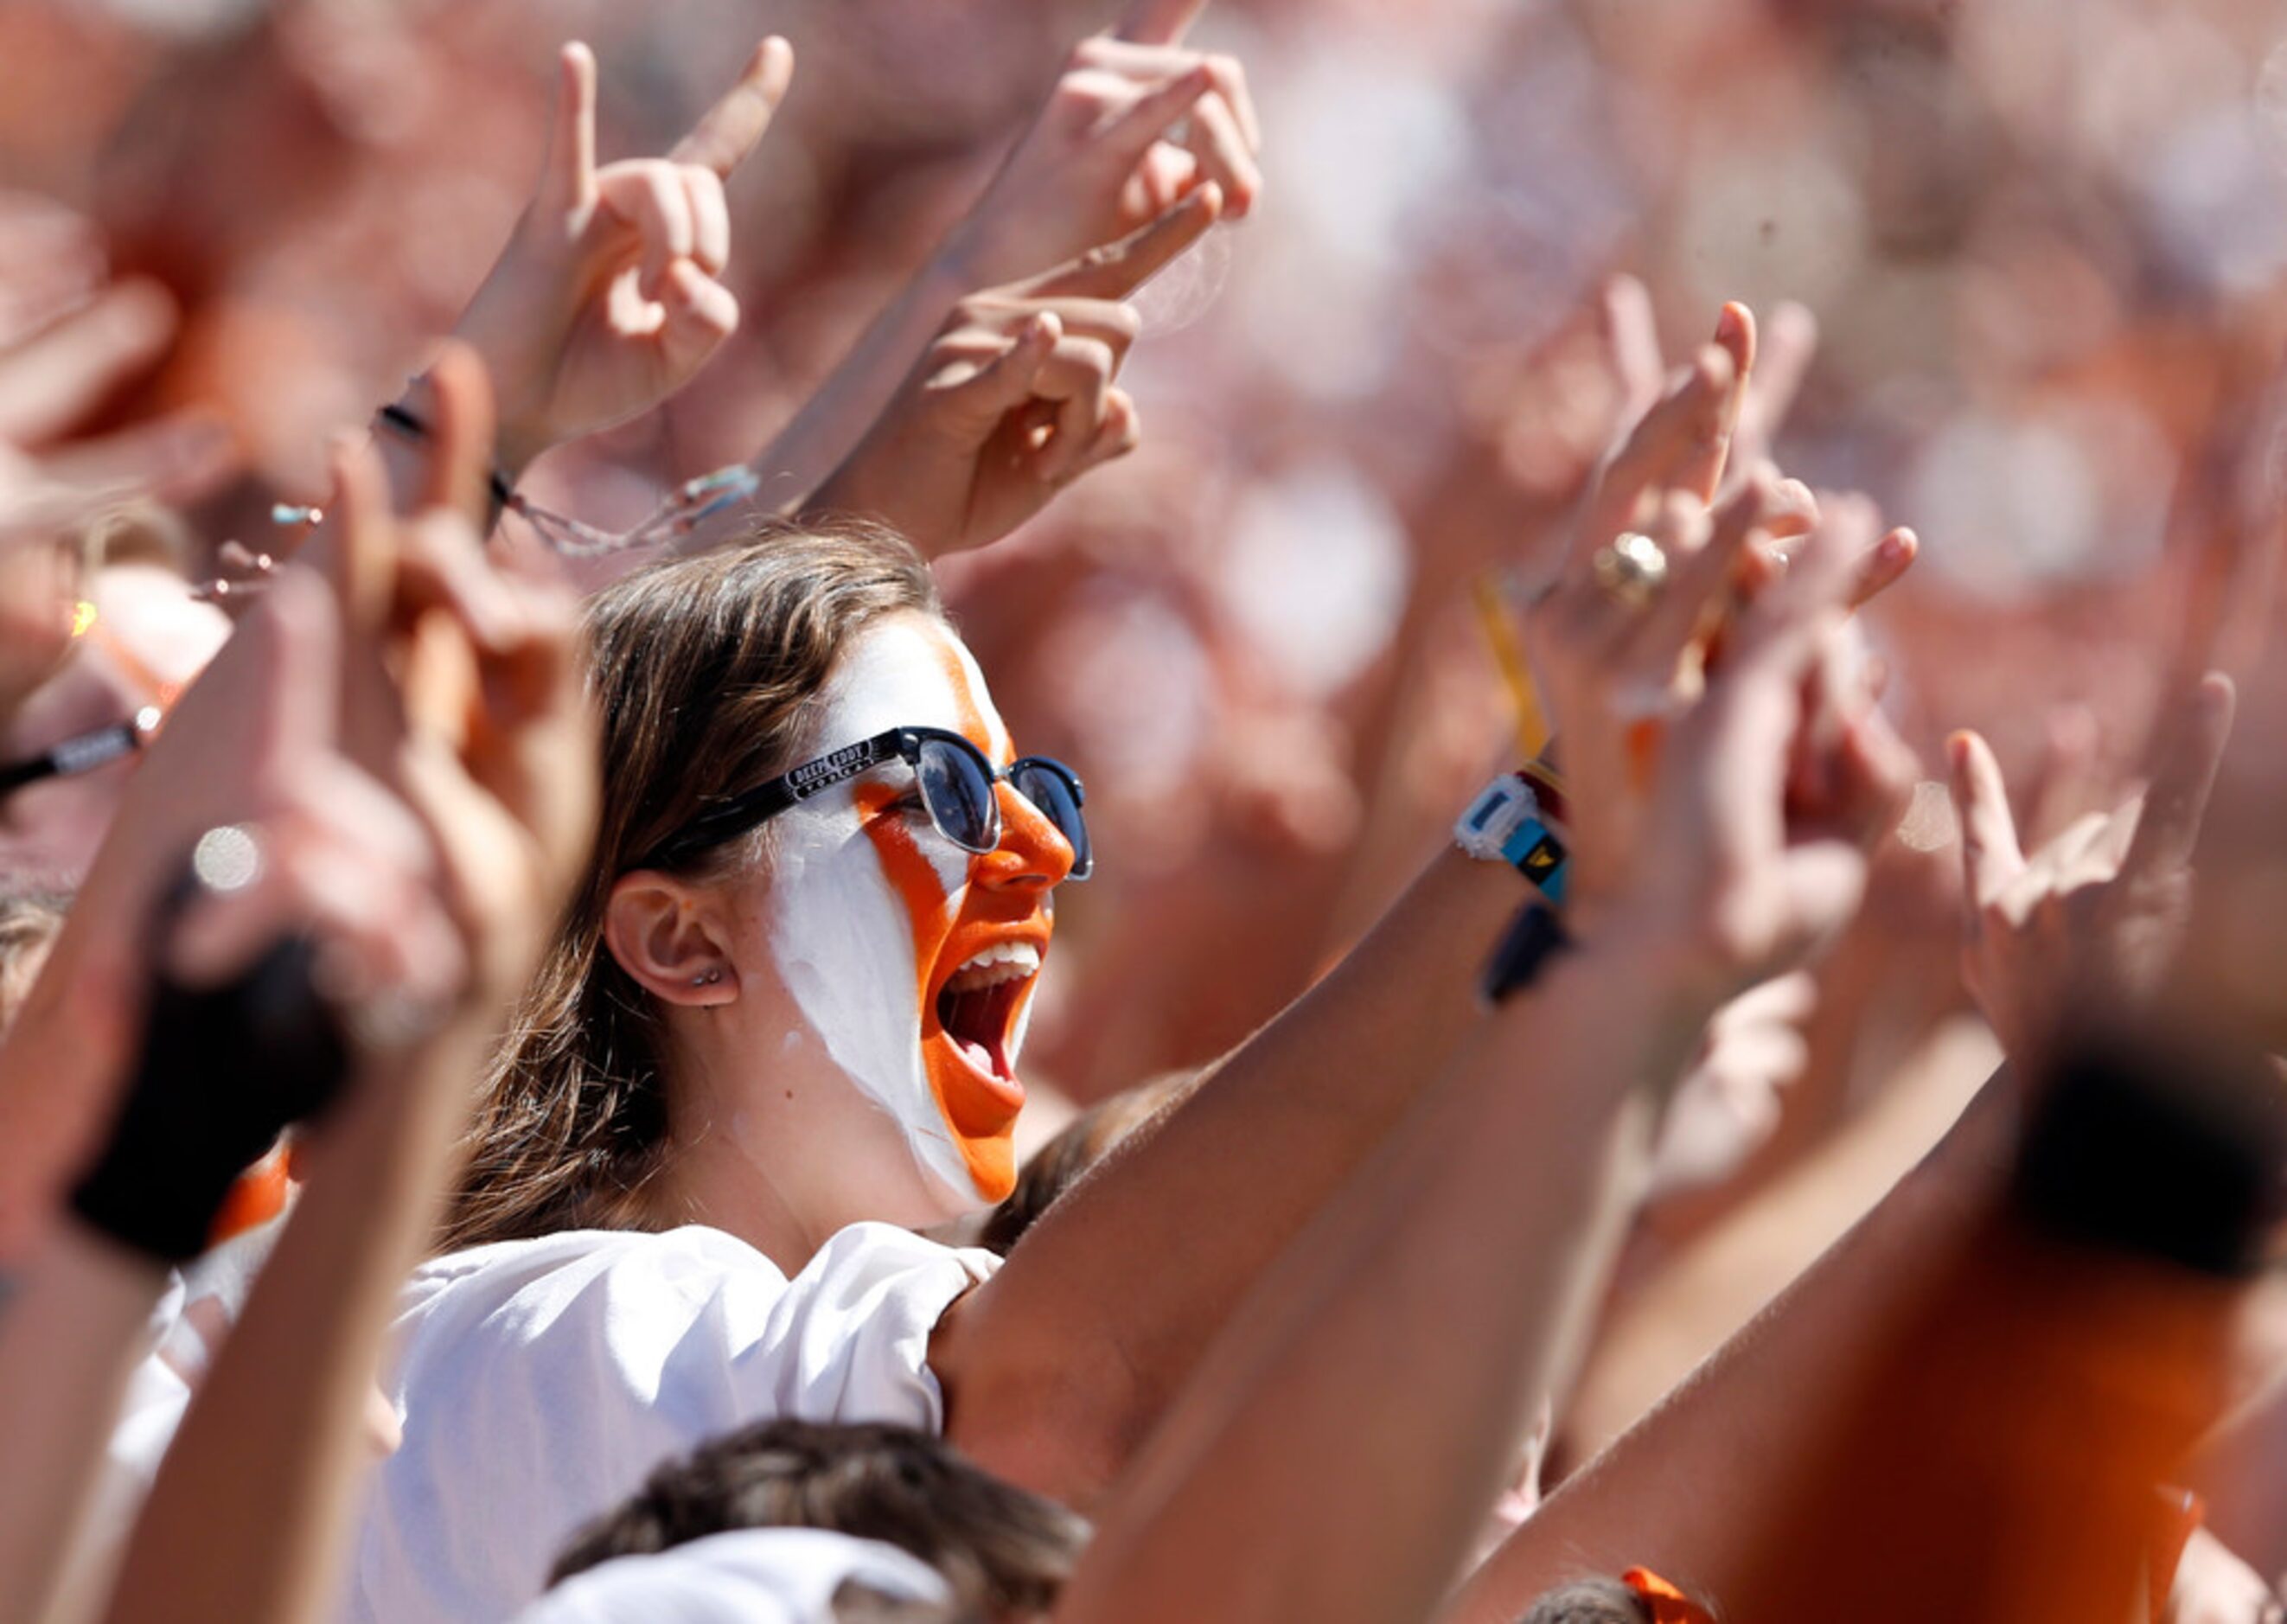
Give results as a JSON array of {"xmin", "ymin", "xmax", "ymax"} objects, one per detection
[
  {"xmin": 1447, "ymin": 647, "xmax": 2243, "ymax": 1620},
  {"xmin": 101, "ymin": 347, "xmax": 597, "ymax": 1624},
  {"xmin": 725, "ymin": 0, "xmax": 1255, "ymax": 554},
  {"xmin": 933, "ymin": 312, "xmax": 1911, "ymax": 1504},
  {"xmin": 1053, "ymin": 505, "xmax": 1900, "ymax": 1624},
  {"xmin": 429, "ymin": 38, "xmax": 792, "ymax": 489}
]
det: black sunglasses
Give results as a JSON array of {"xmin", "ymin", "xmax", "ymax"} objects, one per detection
[
  {"xmin": 0, "ymin": 706, "xmax": 162, "ymax": 802},
  {"xmin": 642, "ymin": 726, "xmax": 1093, "ymax": 880}
]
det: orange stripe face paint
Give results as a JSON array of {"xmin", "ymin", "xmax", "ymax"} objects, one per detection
[{"xmin": 758, "ymin": 615, "xmax": 1064, "ymax": 1211}]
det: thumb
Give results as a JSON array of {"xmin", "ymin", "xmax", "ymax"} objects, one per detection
[{"xmin": 539, "ymin": 42, "xmax": 598, "ymax": 213}]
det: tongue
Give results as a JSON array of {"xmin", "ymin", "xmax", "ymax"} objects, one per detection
[{"xmin": 939, "ymin": 982, "xmax": 1012, "ymax": 1080}]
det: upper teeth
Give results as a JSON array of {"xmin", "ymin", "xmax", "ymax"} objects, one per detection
[{"xmin": 949, "ymin": 942, "xmax": 1041, "ymax": 988}]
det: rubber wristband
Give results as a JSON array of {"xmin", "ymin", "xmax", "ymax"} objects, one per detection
[
  {"xmin": 1482, "ymin": 901, "xmax": 1574, "ymax": 1006},
  {"xmin": 69, "ymin": 935, "xmax": 350, "ymax": 1263},
  {"xmin": 1455, "ymin": 771, "xmax": 1571, "ymax": 902},
  {"xmin": 375, "ymin": 400, "xmax": 517, "ymax": 526}
]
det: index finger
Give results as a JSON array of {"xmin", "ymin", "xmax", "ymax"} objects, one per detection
[
  {"xmin": 1027, "ymin": 184, "xmax": 1223, "ymax": 299},
  {"xmin": 1115, "ymin": 0, "xmax": 1208, "ymax": 46},
  {"xmin": 669, "ymin": 36, "xmax": 795, "ymax": 180}
]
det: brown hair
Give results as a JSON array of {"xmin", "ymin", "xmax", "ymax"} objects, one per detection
[
  {"xmin": 547, "ymin": 1417, "xmax": 1082, "ymax": 1620},
  {"xmin": 974, "ymin": 1071, "xmax": 1193, "ymax": 1256},
  {"xmin": 1518, "ymin": 1580, "xmax": 1656, "ymax": 1624},
  {"xmin": 438, "ymin": 520, "xmax": 940, "ymax": 1251}
]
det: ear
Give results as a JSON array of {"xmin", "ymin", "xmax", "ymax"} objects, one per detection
[{"xmin": 603, "ymin": 871, "xmax": 740, "ymax": 1007}]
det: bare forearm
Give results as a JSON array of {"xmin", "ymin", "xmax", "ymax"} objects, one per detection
[
  {"xmin": 1561, "ymin": 1013, "xmax": 1999, "ymax": 1462},
  {"xmin": 679, "ymin": 260, "xmax": 970, "ymax": 555},
  {"xmin": 101, "ymin": 1031, "xmax": 484, "ymax": 1624},
  {"xmin": 0, "ymin": 1224, "xmax": 167, "ymax": 1624},
  {"xmin": 946, "ymin": 852, "xmax": 1524, "ymax": 1499},
  {"xmin": 1058, "ymin": 953, "xmax": 1688, "ymax": 1624},
  {"xmin": 1446, "ymin": 1069, "xmax": 2014, "ymax": 1621}
]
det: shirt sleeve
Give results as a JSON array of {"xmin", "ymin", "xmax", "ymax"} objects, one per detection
[
  {"xmin": 353, "ymin": 1224, "xmax": 998, "ymax": 1624},
  {"xmin": 501, "ymin": 1530, "xmax": 951, "ymax": 1624}
]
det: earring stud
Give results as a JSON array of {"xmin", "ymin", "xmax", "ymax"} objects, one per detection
[{"xmin": 692, "ymin": 969, "xmax": 723, "ymax": 988}]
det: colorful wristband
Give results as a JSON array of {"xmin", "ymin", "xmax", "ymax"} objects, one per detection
[{"xmin": 1454, "ymin": 770, "xmax": 1570, "ymax": 903}]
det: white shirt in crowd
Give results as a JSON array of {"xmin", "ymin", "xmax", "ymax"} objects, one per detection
[
  {"xmin": 340, "ymin": 1222, "xmax": 1000, "ymax": 1624},
  {"xmin": 504, "ymin": 1529, "xmax": 952, "ymax": 1624}
]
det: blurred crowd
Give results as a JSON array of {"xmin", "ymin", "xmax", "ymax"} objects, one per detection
[
  {"xmin": 10, "ymin": 0, "xmax": 2287, "ymax": 1095},
  {"xmin": 3, "ymin": 0, "xmax": 2287, "ymax": 1620}
]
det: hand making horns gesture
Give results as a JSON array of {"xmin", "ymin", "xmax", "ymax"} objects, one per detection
[{"xmin": 450, "ymin": 37, "xmax": 795, "ymax": 476}]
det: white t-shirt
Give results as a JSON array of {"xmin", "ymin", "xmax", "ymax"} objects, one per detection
[
  {"xmin": 54, "ymin": 1220, "xmax": 284, "ymax": 1624},
  {"xmin": 505, "ymin": 1529, "xmax": 952, "ymax": 1624},
  {"xmin": 342, "ymin": 1223, "xmax": 999, "ymax": 1624}
]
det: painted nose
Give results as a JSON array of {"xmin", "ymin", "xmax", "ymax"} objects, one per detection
[{"xmin": 974, "ymin": 779, "xmax": 1075, "ymax": 892}]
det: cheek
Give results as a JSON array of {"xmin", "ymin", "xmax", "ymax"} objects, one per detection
[
  {"xmin": 856, "ymin": 791, "xmax": 1020, "ymax": 1203},
  {"xmin": 852, "ymin": 786, "xmax": 963, "ymax": 990},
  {"xmin": 761, "ymin": 811, "xmax": 930, "ymax": 1095}
]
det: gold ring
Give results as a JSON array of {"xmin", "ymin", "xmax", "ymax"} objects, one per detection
[{"xmin": 1591, "ymin": 531, "xmax": 1670, "ymax": 609}]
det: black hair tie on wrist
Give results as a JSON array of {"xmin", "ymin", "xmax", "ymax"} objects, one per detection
[
  {"xmin": 1482, "ymin": 901, "xmax": 1574, "ymax": 1007},
  {"xmin": 375, "ymin": 401, "xmax": 516, "ymax": 527}
]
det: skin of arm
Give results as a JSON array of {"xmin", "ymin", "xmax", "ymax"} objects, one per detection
[
  {"xmin": 1443, "ymin": 1070, "xmax": 2015, "ymax": 1620},
  {"xmin": 1052, "ymin": 939, "xmax": 1711, "ymax": 1624},
  {"xmin": 936, "ymin": 847, "xmax": 1519, "ymax": 1499},
  {"xmin": 1452, "ymin": 641, "xmax": 2243, "ymax": 1616},
  {"xmin": 0, "ymin": 1223, "xmax": 169, "ymax": 1624},
  {"xmin": 936, "ymin": 329, "xmax": 1765, "ymax": 1504},
  {"xmin": 105, "ymin": 348, "xmax": 594, "ymax": 1624},
  {"xmin": 1048, "ymin": 496, "xmax": 1892, "ymax": 1621},
  {"xmin": 97, "ymin": 1025, "xmax": 490, "ymax": 1624},
  {"xmin": 1557, "ymin": 1011, "xmax": 2000, "ymax": 1467}
]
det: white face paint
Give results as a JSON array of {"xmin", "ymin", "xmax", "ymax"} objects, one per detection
[{"xmin": 757, "ymin": 614, "xmax": 1048, "ymax": 1209}]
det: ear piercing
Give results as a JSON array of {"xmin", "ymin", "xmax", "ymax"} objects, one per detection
[{"xmin": 691, "ymin": 969, "xmax": 724, "ymax": 988}]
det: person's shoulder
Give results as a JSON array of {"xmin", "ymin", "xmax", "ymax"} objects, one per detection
[
  {"xmin": 411, "ymin": 1224, "xmax": 786, "ymax": 1294},
  {"xmin": 394, "ymin": 1224, "xmax": 793, "ymax": 1347},
  {"xmin": 508, "ymin": 1529, "xmax": 950, "ymax": 1624}
]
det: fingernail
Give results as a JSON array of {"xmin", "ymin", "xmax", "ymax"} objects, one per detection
[{"xmin": 1715, "ymin": 304, "xmax": 1747, "ymax": 346}]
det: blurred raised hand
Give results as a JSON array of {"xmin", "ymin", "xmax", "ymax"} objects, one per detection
[
  {"xmin": 0, "ymin": 242, "xmax": 234, "ymax": 719},
  {"xmin": 1946, "ymin": 673, "xmax": 2234, "ymax": 1070},
  {"xmin": 940, "ymin": 0, "xmax": 1260, "ymax": 287},
  {"xmin": 450, "ymin": 37, "xmax": 794, "ymax": 477},
  {"xmin": 0, "ymin": 342, "xmax": 591, "ymax": 1253},
  {"xmin": 810, "ymin": 188, "xmax": 1221, "ymax": 555},
  {"xmin": 1524, "ymin": 303, "xmax": 1916, "ymax": 909},
  {"xmin": 1585, "ymin": 501, "xmax": 1919, "ymax": 1008}
]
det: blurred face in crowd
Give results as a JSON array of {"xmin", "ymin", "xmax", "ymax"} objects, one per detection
[
  {"xmin": 664, "ymin": 613, "xmax": 1076, "ymax": 1234},
  {"xmin": 0, "ymin": 562, "xmax": 227, "ymax": 884}
]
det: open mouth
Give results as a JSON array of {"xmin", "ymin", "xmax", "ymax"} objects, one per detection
[{"xmin": 932, "ymin": 939, "xmax": 1041, "ymax": 1086}]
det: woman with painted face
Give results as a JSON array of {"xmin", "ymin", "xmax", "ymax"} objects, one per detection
[{"xmin": 346, "ymin": 520, "xmax": 1089, "ymax": 1622}]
